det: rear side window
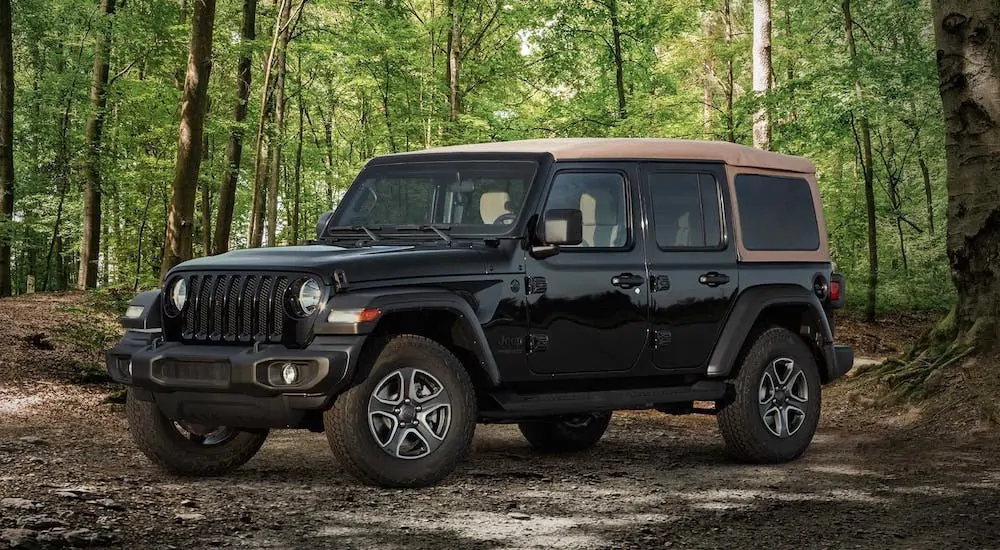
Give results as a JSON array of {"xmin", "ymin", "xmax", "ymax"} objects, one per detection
[
  {"xmin": 734, "ymin": 174, "xmax": 819, "ymax": 251},
  {"xmin": 647, "ymin": 172, "xmax": 722, "ymax": 249}
]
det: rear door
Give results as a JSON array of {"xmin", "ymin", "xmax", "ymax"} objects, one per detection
[{"xmin": 640, "ymin": 162, "xmax": 739, "ymax": 371}]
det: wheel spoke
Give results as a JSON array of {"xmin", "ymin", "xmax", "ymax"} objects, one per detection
[
  {"xmin": 372, "ymin": 370, "xmax": 405, "ymax": 407},
  {"xmin": 761, "ymin": 406, "xmax": 782, "ymax": 437},
  {"xmin": 386, "ymin": 424, "xmax": 412, "ymax": 456},
  {"xmin": 759, "ymin": 371, "xmax": 775, "ymax": 404},
  {"xmin": 787, "ymin": 370, "xmax": 808, "ymax": 403},
  {"xmin": 785, "ymin": 405, "xmax": 806, "ymax": 435},
  {"xmin": 414, "ymin": 419, "xmax": 445, "ymax": 455},
  {"xmin": 773, "ymin": 358, "xmax": 794, "ymax": 385}
]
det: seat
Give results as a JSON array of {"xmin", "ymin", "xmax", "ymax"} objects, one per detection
[
  {"xmin": 480, "ymin": 191, "xmax": 511, "ymax": 224},
  {"xmin": 579, "ymin": 187, "xmax": 623, "ymax": 247},
  {"xmin": 674, "ymin": 212, "xmax": 691, "ymax": 247}
]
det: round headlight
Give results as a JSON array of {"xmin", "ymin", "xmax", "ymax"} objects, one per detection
[
  {"xmin": 169, "ymin": 278, "xmax": 188, "ymax": 312},
  {"xmin": 296, "ymin": 278, "xmax": 322, "ymax": 316}
]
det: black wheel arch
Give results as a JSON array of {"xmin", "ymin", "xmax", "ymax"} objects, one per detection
[
  {"xmin": 318, "ymin": 288, "xmax": 501, "ymax": 388},
  {"xmin": 707, "ymin": 284, "xmax": 839, "ymax": 382}
]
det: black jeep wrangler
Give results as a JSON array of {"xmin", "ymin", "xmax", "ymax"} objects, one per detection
[{"xmin": 108, "ymin": 138, "xmax": 853, "ymax": 488}]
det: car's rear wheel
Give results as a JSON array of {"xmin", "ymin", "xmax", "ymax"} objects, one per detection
[
  {"xmin": 518, "ymin": 411, "xmax": 612, "ymax": 452},
  {"xmin": 324, "ymin": 334, "xmax": 477, "ymax": 488},
  {"xmin": 717, "ymin": 327, "xmax": 821, "ymax": 463},
  {"xmin": 125, "ymin": 390, "xmax": 268, "ymax": 475}
]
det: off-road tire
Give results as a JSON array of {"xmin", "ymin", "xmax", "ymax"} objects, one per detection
[
  {"xmin": 717, "ymin": 327, "xmax": 822, "ymax": 463},
  {"xmin": 324, "ymin": 334, "xmax": 477, "ymax": 488},
  {"xmin": 518, "ymin": 412, "xmax": 612, "ymax": 452},
  {"xmin": 125, "ymin": 390, "xmax": 268, "ymax": 476}
]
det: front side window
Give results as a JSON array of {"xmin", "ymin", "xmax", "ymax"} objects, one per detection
[
  {"xmin": 544, "ymin": 171, "xmax": 628, "ymax": 248},
  {"xmin": 332, "ymin": 161, "xmax": 537, "ymax": 235},
  {"xmin": 648, "ymin": 172, "xmax": 723, "ymax": 249}
]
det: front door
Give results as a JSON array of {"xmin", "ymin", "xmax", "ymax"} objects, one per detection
[
  {"xmin": 640, "ymin": 162, "xmax": 739, "ymax": 370},
  {"xmin": 525, "ymin": 162, "xmax": 649, "ymax": 375}
]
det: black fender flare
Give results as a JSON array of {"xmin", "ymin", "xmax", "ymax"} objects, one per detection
[
  {"xmin": 316, "ymin": 288, "xmax": 501, "ymax": 387},
  {"xmin": 706, "ymin": 284, "xmax": 837, "ymax": 380},
  {"xmin": 121, "ymin": 290, "xmax": 163, "ymax": 331}
]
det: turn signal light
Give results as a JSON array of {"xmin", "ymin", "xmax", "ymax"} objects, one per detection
[{"xmin": 327, "ymin": 307, "xmax": 382, "ymax": 324}]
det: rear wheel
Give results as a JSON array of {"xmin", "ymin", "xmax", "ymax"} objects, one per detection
[
  {"xmin": 717, "ymin": 327, "xmax": 821, "ymax": 463},
  {"xmin": 324, "ymin": 335, "xmax": 477, "ymax": 488},
  {"xmin": 518, "ymin": 412, "xmax": 612, "ymax": 452},
  {"xmin": 125, "ymin": 390, "xmax": 268, "ymax": 476}
]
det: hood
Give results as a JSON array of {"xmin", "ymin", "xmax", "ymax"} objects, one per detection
[{"xmin": 169, "ymin": 244, "xmax": 491, "ymax": 284}]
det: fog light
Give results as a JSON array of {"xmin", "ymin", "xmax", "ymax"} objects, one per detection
[{"xmin": 281, "ymin": 363, "xmax": 299, "ymax": 385}]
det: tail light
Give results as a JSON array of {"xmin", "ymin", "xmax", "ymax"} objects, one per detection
[{"xmin": 828, "ymin": 273, "xmax": 846, "ymax": 309}]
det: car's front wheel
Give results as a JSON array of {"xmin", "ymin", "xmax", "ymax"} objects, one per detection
[
  {"xmin": 324, "ymin": 335, "xmax": 477, "ymax": 488},
  {"xmin": 717, "ymin": 327, "xmax": 822, "ymax": 463},
  {"xmin": 518, "ymin": 411, "xmax": 612, "ymax": 452},
  {"xmin": 125, "ymin": 390, "xmax": 268, "ymax": 475}
]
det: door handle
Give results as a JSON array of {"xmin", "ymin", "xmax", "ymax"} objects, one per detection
[
  {"xmin": 698, "ymin": 271, "xmax": 731, "ymax": 287},
  {"xmin": 612, "ymin": 273, "xmax": 645, "ymax": 289}
]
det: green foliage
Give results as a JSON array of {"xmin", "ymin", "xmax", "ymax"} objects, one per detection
[{"xmin": 3, "ymin": 0, "xmax": 951, "ymax": 312}]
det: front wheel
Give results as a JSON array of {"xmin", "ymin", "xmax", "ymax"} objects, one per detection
[
  {"xmin": 717, "ymin": 327, "xmax": 822, "ymax": 463},
  {"xmin": 125, "ymin": 390, "xmax": 268, "ymax": 476},
  {"xmin": 518, "ymin": 412, "xmax": 612, "ymax": 452},
  {"xmin": 324, "ymin": 335, "xmax": 477, "ymax": 488}
]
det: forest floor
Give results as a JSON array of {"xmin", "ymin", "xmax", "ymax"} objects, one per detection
[{"xmin": 2, "ymin": 293, "xmax": 1000, "ymax": 549}]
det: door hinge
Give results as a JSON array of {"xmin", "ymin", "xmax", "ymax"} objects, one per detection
[
  {"xmin": 651, "ymin": 275, "xmax": 670, "ymax": 292},
  {"xmin": 526, "ymin": 276, "xmax": 548, "ymax": 294},
  {"xmin": 652, "ymin": 329, "xmax": 672, "ymax": 349},
  {"xmin": 528, "ymin": 333, "xmax": 549, "ymax": 353}
]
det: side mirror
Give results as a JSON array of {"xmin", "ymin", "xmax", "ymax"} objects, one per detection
[
  {"xmin": 541, "ymin": 208, "xmax": 583, "ymax": 246},
  {"xmin": 315, "ymin": 210, "xmax": 335, "ymax": 240}
]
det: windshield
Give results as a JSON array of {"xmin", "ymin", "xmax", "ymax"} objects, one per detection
[{"xmin": 331, "ymin": 160, "xmax": 538, "ymax": 236}]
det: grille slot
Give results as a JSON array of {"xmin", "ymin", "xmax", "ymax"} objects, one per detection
[{"xmin": 179, "ymin": 273, "xmax": 291, "ymax": 344}]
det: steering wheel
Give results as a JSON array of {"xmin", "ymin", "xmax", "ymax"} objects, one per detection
[{"xmin": 493, "ymin": 213, "xmax": 517, "ymax": 225}]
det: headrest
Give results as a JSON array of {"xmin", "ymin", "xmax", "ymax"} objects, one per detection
[{"xmin": 480, "ymin": 191, "xmax": 511, "ymax": 223}]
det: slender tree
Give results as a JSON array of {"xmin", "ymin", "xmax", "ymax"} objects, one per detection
[
  {"xmin": 266, "ymin": 0, "xmax": 293, "ymax": 246},
  {"xmin": 79, "ymin": 0, "xmax": 117, "ymax": 289},
  {"xmin": 751, "ymin": 0, "xmax": 771, "ymax": 149},
  {"xmin": 214, "ymin": 0, "xmax": 257, "ymax": 254},
  {"xmin": 0, "ymin": 0, "xmax": 13, "ymax": 296},
  {"xmin": 160, "ymin": 0, "xmax": 217, "ymax": 278},
  {"xmin": 932, "ymin": 0, "xmax": 1000, "ymax": 345},
  {"xmin": 843, "ymin": 0, "xmax": 878, "ymax": 322}
]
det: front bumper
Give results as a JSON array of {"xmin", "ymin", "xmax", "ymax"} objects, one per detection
[{"xmin": 106, "ymin": 330, "xmax": 366, "ymax": 429}]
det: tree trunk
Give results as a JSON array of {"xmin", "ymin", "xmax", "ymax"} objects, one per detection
[
  {"xmin": 323, "ymin": 107, "xmax": 335, "ymax": 204},
  {"xmin": 266, "ymin": 0, "xmax": 292, "ymax": 247},
  {"xmin": 79, "ymin": 0, "xmax": 116, "ymax": 290},
  {"xmin": 722, "ymin": 0, "xmax": 736, "ymax": 143},
  {"xmin": 446, "ymin": 0, "xmax": 461, "ymax": 123},
  {"xmin": 919, "ymin": 157, "xmax": 935, "ymax": 236},
  {"xmin": 609, "ymin": 0, "xmax": 626, "ymax": 120},
  {"xmin": 292, "ymin": 58, "xmax": 304, "ymax": 245},
  {"xmin": 751, "ymin": 0, "xmax": 772, "ymax": 149},
  {"xmin": 160, "ymin": 0, "xmax": 217, "ymax": 279},
  {"xmin": 0, "ymin": 0, "xmax": 13, "ymax": 296},
  {"xmin": 214, "ymin": 0, "xmax": 256, "ymax": 254},
  {"xmin": 843, "ymin": 0, "xmax": 878, "ymax": 322},
  {"xmin": 932, "ymin": 0, "xmax": 1000, "ymax": 344}
]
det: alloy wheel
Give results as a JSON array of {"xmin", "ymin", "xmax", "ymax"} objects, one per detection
[
  {"xmin": 757, "ymin": 357, "xmax": 809, "ymax": 438},
  {"xmin": 367, "ymin": 367, "xmax": 452, "ymax": 459}
]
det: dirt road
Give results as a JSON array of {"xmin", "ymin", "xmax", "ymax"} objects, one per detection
[{"xmin": 2, "ymin": 378, "xmax": 1000, "ymax": 550}]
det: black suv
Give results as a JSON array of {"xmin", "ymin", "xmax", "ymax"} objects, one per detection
[{"xmin": 108, "ymin": 138, "xmax": 854, "ymax": 488}]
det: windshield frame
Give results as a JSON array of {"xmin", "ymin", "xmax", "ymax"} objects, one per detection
[{"xmin": 328, "ymin": 157, "xmax": 543, "ymax": 239}]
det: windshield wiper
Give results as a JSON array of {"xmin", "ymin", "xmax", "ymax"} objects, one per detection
[
  {"xmin": 327, "ymin": 225, "xmax": 381, "ymax": 242},
  {"xmin": 393, "ymin": 224, "xmax": 453, "ymax": 245}
]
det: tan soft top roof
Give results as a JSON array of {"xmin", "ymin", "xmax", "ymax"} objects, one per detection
[{"xmin": 382, "ymin": 138, "xmax": 815, "ymax": 173}]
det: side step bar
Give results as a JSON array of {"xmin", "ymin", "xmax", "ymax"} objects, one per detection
[{"xmin": 485, "ymin": 381, "xmax": 728, "ymax": 419}]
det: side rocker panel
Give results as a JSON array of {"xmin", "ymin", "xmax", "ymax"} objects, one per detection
[
  {"xmin": 706, "ymin": 284, "xmax": 839, "ymax": 381},
  {"xmin": 319, "ymin": 288, "xmax": 502, "ymax": 387}
]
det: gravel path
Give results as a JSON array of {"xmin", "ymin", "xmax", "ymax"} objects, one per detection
[{"xmin": 2, "ymin": 380, "xmax": 1000, "ymax": 549}]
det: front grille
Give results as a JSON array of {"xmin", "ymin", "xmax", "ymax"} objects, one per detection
[{"xmin": 179, "ymin": 273, "xmax": 291, "ymax": 344}]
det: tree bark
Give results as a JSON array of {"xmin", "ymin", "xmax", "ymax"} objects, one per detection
[
  {"xmin": 608, "ymin": 0, "xmax": 626, "ymax": 120},
  {"xmin": 0, "ymin": 0, "xmax": 13, "ymax": 296},
  {"xmin": 843, "ymin": 0, "xmax": 878, "ymax": 322},
  {"xmin": 79, "ymin": 0, "xmax": 116, "ymax": 290},
  {"xmin": 292, "ymin": 57, "xmax": 304, "ymax": 245},
  {"xmin": 751, "ymin": 0, "xmax": 772, "ymax": 149},
  {"xmin": 214, "ymin": 0, "xmax": 256, "ymax": 254},
  {"xmin": 446, "ymin": 0, "xmax": 461, "ymax": 123},
  {"xmin": 160, "ymin": 0, "xmax": 217, "ymax": 279},
  {"xmin": 932, "ymin": 0, "xmax": 1000, "ymax": 344},
  {"xmin": 266, "ymin": 0, "xmax": 292, "ymax": 247}
]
